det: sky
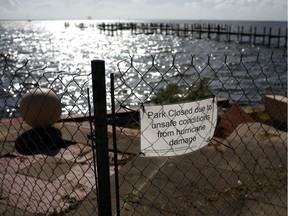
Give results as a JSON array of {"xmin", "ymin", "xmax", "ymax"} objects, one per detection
[{"xmin": 0, "ymin": 0, "xmax": 287, "ymax": 21}]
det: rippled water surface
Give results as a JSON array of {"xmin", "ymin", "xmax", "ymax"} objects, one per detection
[{"xmin": 0, "ymin": 20, "xmax": 287, "ymax": 117}]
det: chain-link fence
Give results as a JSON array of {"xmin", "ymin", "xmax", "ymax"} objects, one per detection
[
  {"xmin": 0, "ymin": 51, "xmax": 287, "ymax": 215},
  {"xmin": 0, "ymin": 55, "xmax": 98, "ymax": 215},
  {"xmin": 110, "ymin": 51, "xmax": 287, "ymax": 215}
]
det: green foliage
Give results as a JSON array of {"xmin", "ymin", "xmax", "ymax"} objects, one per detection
[
  {"xmin": 152, "ymin": 83, "xmax": 183, "ymax": 104},
  {"xmin": 124, "ymin": 193, "xmax": 140, "ymax": 203},
  {"xmin": 185, "ymin": 78, "xmax": 213, "ymax": 101},
  {"xmin": 250, "ymin": 110, "xmax": 270, "ymax": 123},
  {"xmin": 152, "ymin": 78, "xmax": 213, "ymax": 104}
]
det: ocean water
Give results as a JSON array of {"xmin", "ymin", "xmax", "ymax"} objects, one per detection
[{"xmin": 0, "ymin": 19, "xmax": 287, "ymax": 118}]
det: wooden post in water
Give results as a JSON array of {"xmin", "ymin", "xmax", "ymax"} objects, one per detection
[
  {"xmin": 285, "ymin": 28, "xmax": 287, "ymax": 47},
  {"xmin": 263, "ymin": 27, "xmax": 266, "ymax": 45},
  {"xmin": 240, "ymin": 26, "xmax": 244, "ymax": 43},
  {"xmin": 165, "ymin": 23, "xmax": 168, "ymax": 35},
  {"xmin": 277, "ymin": 27, "xmax": 281, "ymax": 47},
  {"xmin": 253, "ymin": 27, "xmax": 257, "ymax": 44},
  {"xmin": 225, "ymin": 25, "xmax": 229, "ymax": 42},
  {"xmin": 268, "ymin": 27, "xmax": 272, "ymax": 47},
  {"xmin": 237, "ymin": 26, "xmax": 240, "ymax": 42},
  {"xmin": 229, "ymin": 25, "xmax": 232, "ymax": 42},
  {"xmin": 249, "ymin": 26, "xmax": 252, "ymax": 44},
  {"xmin": 216, "ymin": 24, "xmax": 220, "ymax": 41},
  {"xmin": 111, "ymin": 24, "xmax": 114, "ymax": 36},
  {"xmin": 184, "ymin": 23, "xmax": 188, "ymax": 37}
]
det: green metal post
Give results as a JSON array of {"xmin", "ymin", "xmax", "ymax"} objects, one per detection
[{"xmin": 91, "ymin": 60, "xmax": 112, "ymax": 216}]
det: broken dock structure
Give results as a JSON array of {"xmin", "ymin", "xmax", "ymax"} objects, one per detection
[{"xmin": 97, "ymin": 22, "xmax": 287, "ymax": 47}]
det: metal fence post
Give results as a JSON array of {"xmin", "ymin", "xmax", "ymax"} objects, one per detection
[{"xmin": 91, "ymin": 60, "xmax": 112, "ymax": 216}]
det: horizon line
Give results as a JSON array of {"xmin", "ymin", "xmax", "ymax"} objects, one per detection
[{"xmin": 0, "ymin": 18, "xmax": 287, "ymax": 23}]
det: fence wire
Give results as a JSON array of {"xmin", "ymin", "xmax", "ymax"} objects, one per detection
[
  {"xmin": 0, "ymin": 55, "xmax": 98, "ymax": 215},
  {"xmin": 111, "ymin": 51, "xmax": 287, "ymax": 215},
  {"xmin": 0, "ymin": 51, "xmax": 287, "ymax": 216}
]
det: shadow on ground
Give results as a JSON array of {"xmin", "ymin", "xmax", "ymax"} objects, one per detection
[{"xmin": 15, "ymin": 127, "xmax": 76, "ymax": 156}]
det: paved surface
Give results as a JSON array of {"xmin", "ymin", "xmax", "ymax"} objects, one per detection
[
  {"xmin": 90, "ymin": 123, "xmax": 287, "ymax": 216},
  {"xmin": 0, "ymin": 117, "xmax": 287, "ymax": 215},
  {"xmin": 68, "ymin": 122, "xmax": 287, "ymax": 216},
  {"xmin": 0, "ymin": 120, "xmax": 98, "ymax": 215},
  {"xmin": 0, "ymin": 118, "xmax": 138, "ymax": 216}
]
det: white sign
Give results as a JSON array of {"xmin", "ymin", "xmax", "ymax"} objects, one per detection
[{"xmin": 140, "ymin": 98, "xmax": 217, "ymax": 157}]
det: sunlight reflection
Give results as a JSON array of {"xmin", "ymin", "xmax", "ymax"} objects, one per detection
[{"xmin": 0, "ymin": 20, "xmax": 286, "ymax": 117}]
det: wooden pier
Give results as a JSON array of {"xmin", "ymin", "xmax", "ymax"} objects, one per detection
[{"xmin": 97, "ymin": 22, "xmax": 287, "ymax": 47}]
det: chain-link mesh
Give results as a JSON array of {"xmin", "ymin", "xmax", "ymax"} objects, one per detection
[
  {"xmin": 0, "ymin": 55, "xmax": 99, "ymax": 215},
  {"xmin": 0, "ymin": 51, "xmax": 287, "ymax": 215},
  {"xmin": 111, "ymin": 51, "xmax": 287, "ymax": 215}
]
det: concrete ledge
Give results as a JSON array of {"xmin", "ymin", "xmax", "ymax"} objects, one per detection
[
  {"xmin": 216, "ymin": 104, "xmax": 255, "ymax": 138},
  {"xmin": 264, "ymin": 95, "xmax": 287, "ymax": 126}
]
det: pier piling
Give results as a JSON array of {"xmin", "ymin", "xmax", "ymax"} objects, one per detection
[{"xmin": 95, "ymin": 21, "xmax": 287, "ymax": 47}]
